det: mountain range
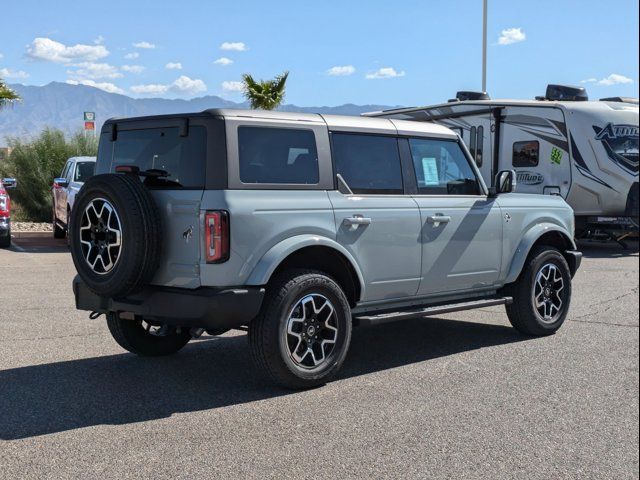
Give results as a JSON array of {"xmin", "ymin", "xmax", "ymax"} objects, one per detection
[{"xmin": 0, "ymin": 82, "xmax": 400, "ymax": 142}]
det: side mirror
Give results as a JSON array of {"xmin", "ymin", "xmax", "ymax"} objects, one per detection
[
  {"xmin": 492, "ymin": 170, "xmax": 517, "ymax": 196},
  {"xmin": 2, "ymin": 178, "xmax": 16, "ymax": 189},
  {"xmin": 53, "ymin": 177, "xmax": 69, "ymax": 189}
]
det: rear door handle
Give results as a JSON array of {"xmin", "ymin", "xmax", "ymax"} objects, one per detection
[
  {"xmin": 343, "ymin": 215, "xmax": 372, "ymax": 226},
  {"xmin": 427, "ymin": 215, "xmax": 451, "ymax": 225}
]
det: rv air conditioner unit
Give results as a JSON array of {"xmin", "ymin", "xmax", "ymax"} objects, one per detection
[
  {"xmin": 449, "ymin": 91, "xmax": 491, "ymax": 102},
  {"xmin": 542, "ymin": 84, "xmax": 588, "ymax": 102}
]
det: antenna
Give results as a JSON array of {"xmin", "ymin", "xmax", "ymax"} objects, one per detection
[{"xmin": 482, "ymin": 0, "xmax": 488, "ymax": 93}]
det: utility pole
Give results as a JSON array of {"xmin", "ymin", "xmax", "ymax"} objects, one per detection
[{"xmin": 482, "ymin": 0, "xmax": 488, "ymax": 93}]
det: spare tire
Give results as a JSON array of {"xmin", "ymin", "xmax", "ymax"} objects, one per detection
[{"xmin": 69, "ymin": 173, "xmax": 162, "ymax": 298}]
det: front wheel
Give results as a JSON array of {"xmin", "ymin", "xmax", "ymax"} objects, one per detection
[
  {"xmin": 249, "ymin": 269, "xmax": 352, "ymax": 389},
  {"xmin": 106, "ymin": 312, "xmax": 191, "ymax": 356},
  {"xmin": 504, "ymin": 246, "xmax": 572, "ymax": 336}
]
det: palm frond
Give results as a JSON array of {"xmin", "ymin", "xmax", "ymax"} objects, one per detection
[{"xmin": 241, "ymin": 71, "xmax": 289, "ymax": 110}]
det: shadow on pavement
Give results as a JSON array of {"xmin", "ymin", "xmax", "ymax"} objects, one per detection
[
  {"xmin": 10, "ymin": 233, "xmax": 68, "ymax": 254},
  {"xmin": 0, "ymin": 317, "xmax": 527, "ymax": 440},
  {"xmin": 577, "ymin": 238, "xmax": 638, "ymax": 259}
]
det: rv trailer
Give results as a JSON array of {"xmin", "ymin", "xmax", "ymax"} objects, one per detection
[{"xmin": 366, "ymin": 85, "xmax": 639, "ymax": 240}]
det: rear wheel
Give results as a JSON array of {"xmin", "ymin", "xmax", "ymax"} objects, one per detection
[
  {"xmin": 106, "ymin": 312, "xmax": 191, "ymax": 356},
  {"xmin": 0, "ymin": 229, "xmax": 10, "ymax": 248},
  {"xmin": 249, "ymin": 269, "xmax": 352, "ymax": 389},
  {"xmin": 505, "ymin": 246, "xmax": 572, "ymax": 336}
]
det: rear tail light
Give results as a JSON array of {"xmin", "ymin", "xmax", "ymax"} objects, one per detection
[
  {"xmin": 204, "ymin": 210, "xmax": 229, "ymax": 263},
  {"xmin": 0, "ymin": 194, "xmax": 9, "ymax": 218}
]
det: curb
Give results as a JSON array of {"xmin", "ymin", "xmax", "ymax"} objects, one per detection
[{"xmin": 12, "ymin": 231, "xmax": 54, "ymax": 239}]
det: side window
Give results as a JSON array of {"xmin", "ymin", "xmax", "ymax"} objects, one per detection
[
  {"xmin": 409, "ymin": 138, "xmax": 480, "ymax": 195},
  {"xmin": 475, "ymin": 125, "xmax": 484, "ymax": 167},
  {"xmin": 331, "ymin": 133, "xmax": 403, "ymax": 195},
  {"xmin": 238, "ymin": 127, "xmax": 319, "ymax": 184},
  {"xmin": 65, "ymin": 162, "xmax": 75, "ymax": 182},
  {"xmin": 469, "ymin": 126, "xmax": 477, "ymax": 162},
  {"xmin": 74, "ymin": 162, "xmax": 95, "ymax": 182},
  {"xmin": 513, "ymin": 140, "xmax": 539, "ymax": 167},
  {"xmin": 60, "ymin": 161, "xmax": 71, "ymax": 179}
]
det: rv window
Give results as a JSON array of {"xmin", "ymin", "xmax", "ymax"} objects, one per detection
[
  {"xmin": 512, "ymin": 141, "xmax": 539, "ymax": 167},
  {"xmin": 408, "ymin": 138, "xmax": 480, "ymax": 196},
  {"xmin": 469, "ymin": 126, "xmax": 477, "ymax": 162},
  {"xmin": 475, "ymin": 126, "xmax": 484, "ymax": 167}
]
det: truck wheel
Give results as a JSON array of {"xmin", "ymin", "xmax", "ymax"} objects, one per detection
[
  {"xmin": 106, "ymin": 312, "xmax": 191, "ymax": 356},
  {"xmin": 249, "ymin": 269, "xmax": 352, "ymax": 389},
  {"xmin": 505, "ymin": 246, "xmax": 572, "ymax": 336}
]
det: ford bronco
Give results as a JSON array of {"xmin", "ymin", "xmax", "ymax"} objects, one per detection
[{"xmin": 70, "ymin": 109, "xmax": 582, "ymax": 389}]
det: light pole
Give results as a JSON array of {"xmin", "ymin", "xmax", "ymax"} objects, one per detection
[{"xmin": 482, "ymin": 0, "xmax": 488, "ymax": 93}]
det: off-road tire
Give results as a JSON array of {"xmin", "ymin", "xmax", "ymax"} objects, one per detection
[
  {"xmin": 249, "ymin": 269, "xmax": 352, "ymax": 389},
  {"xmin": 69, "ymin": 174, "xmax": 162, "ymax": 298},
  {"xmin": 106, "ymin": 312, "xmax": 191, "ymax": 356},
  {"xmin": 504, "ymin": 246, "xmax": 572, "ymax": 336}
]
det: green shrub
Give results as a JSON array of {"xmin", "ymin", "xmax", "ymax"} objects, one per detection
[{"xmin": 0, "ymin": 129, "xmax": 98, "ymax": 221}]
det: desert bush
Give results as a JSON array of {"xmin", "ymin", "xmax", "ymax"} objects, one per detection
[{"xmin": 0, "ymin": 129, "xmax": 98, "ymax": 221}]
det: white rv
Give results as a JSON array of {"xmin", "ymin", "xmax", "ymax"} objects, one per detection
[{"xmin": 366, "ymin": 85, "xmax": 639, "ymax": 238}]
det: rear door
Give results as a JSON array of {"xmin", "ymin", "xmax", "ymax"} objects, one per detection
[
  {"xmin": 328, "ymin": 132, "xmax": 422, "ymax": 301},
  {"xmin": 101, "ymin": 119, "xmax": 208, "ymax": 288},
  {"xmin": 405, "ymin": 137, "xmax": 503, "ymax": 295},
  {"xmin": 500, "ymin": 106, "xmax": 571, "ymax": 197}
]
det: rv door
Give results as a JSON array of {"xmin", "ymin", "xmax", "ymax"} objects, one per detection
[{"xmin": 439, "ymin": 113, "xmax": 493, "ymax": 182}]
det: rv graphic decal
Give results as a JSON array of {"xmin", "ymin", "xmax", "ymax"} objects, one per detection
[
  {"xmin": 570, "ymin": 135, "xmax": 615, "ymax": 190},
  {"xmin": 593, "ymin": 123, "xmax": 639, "ymax": 175},
  {"xmin": 516, "ymin": 171, "xmax": 545, "ymax": 185}
]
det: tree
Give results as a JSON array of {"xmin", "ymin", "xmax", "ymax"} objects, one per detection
[
  {"xmin": 241, "ymin": 71, "xmax": 289, "ymax": 110},
  {"xmin": 0, "ymin": 129, "xmax": 98, "ymax": 221},
  {"xmin": 0, "ymin": 77, "xmax": 20, "ymax": 109}
]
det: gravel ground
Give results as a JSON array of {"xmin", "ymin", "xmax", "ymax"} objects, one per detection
[
  {"xmin": 11, "ymin": 222, "xmax": 52, "ymax": 232},
  {"xmin": 0, "ymin": 239, "xmax": 637, "ymax": 479}
]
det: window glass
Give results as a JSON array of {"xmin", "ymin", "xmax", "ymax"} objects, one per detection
[
  {"xmin": 469, "ymin": 126, "xmax": 477, "ymax": 162},
  {"xmin": 238, "ymin": 127, "xmax": 319, "ymax": 184},
  {"xmin": 331, "ymin": 133, "xmax": 403, "ymax": 195},
  {"xmin": 74, "ymin": 162, "xmax": 95, "ymax": 182},
  {"xmin": 60, "ymin": 161, "xmax": 71, "ymax": 179},
  {"xmin": 476, "ymin": 125, "xmax": 484, "ymax": 167},
  {"xmin": 111, "ymin": 126, "xmax": 206, "ymax": 188},
  {"xmin": 409, "ymin": 138, "xmax": 480, "ymax": 195},
  {"xmin": 512, "ymin": 140, "xmax": 539, "ymax": 167}
]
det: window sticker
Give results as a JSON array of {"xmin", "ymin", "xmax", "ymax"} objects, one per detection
[
  {"xmin": 421, "ymin": 157, "xmax": 439, "ymax": 185},
  {"xmin": 550, "ymin": 147, "xmax": 563, "ymax": 165}
]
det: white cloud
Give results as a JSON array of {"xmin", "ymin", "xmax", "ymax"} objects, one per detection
[
  {"xmin": 133, "ymin": 41, "xmax": 155, "ymax": 49},
  {"xmin": 68, "ymin": 62, "xmax": 122, "ymax": 79},
  {"xmin": 124, "ymin": 52, "xmax": 139, "ymax": 60},
  {"xmin": 497, "ymin": 27, "xmax": 526, "ymax": 45},
  {"xmin": 172, "ymin": 75, "xmax": 206, "ymax": 95},
  {"xmin": 131, "ymin": 75, "xmax": 207, "ymax": 96},
  {"xmin": 327, "ymin": 65, "xmax": 356, "ymax": 76},
  {"xmin": 26, "ymin": 37, "xmax": 109, "ymax": 63},
  {"xmin": 581, "ymin": 74, "xmax": 634, "ymax": 86},
  {"xmin": 94, "ymin": 35, "xmax": 105, "ymax": 45},
  {"xmin": 365, "ymin": 67, "xmax": 405, "ymax": 79},
  {"xmin": 0, "ymin": 53, "xmax": 4, "ymax": 59},
  {"xmin": 0, "ymin": 68, "xmax": 30, "ymax": 80},
  {"xmin": 597, "ymin": 73, "xmax": 633, "ymax": 86},
  {"xmin": 66, "ymin": 79, "xmax": 124, "ymax": 94},
  {"xmin": 222, "ymin": 80, "xmax": 244, "ymax": 92},
  {"xmin": 220, "ymin": 42, "xmax": 247, "ymax": 51},
  {"xmin": 165, "ymin": 62, "xmax": 182, "ymax": 70},
  {"xmin": 214, "ymin": 57, "xmax": 234, "ymax": 66},
  {"xmin": 121, "ymin": 64, "xmax": 145, "ymax": 74}
]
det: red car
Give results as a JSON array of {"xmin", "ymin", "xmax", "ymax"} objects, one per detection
[{"xmin": 0, "ymin": 178, "xmax": 17, "ymax": 248}]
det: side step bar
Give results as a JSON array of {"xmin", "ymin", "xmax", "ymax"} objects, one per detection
[{"xmin": 354, "ymin": 296, "xmax": 513, "ymax": 327}]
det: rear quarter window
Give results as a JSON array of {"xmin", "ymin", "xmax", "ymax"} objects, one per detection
[{"xmin": 98, "ymin": 126, "xmax": 207, "ymax": 188}]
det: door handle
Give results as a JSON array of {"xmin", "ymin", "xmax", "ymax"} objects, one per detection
[
  {"xmin": 427, "ymin": 215, "xmax": 451, "ymax": 225},
  {"xmin": 343, "ymin": 215, "xmax": 372, "ymax": 226}
]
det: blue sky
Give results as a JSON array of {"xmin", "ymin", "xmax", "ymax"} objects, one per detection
[{"xmin": 1, "ymin": 0, "xmax": 638, "ymax": 106}]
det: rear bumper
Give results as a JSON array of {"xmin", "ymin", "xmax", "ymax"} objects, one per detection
[{"xmin": 73, "ymin": 276, "xmax": 265, "ymax": 330}]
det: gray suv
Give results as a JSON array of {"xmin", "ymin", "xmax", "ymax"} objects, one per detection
[{"xmin": 71, "ymin": 109, "xmax": 582, "ymax": 389}]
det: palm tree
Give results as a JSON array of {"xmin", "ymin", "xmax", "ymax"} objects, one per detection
[
  {"xmin": 0, "ymin": 77, "xmax": 20, "ymax": 109},
  {"xmin": 241, "ymin": 71, "xmax": 289, "ymax": 110}
]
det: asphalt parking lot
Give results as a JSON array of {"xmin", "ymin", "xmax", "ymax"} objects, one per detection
[{"xmin": 0, "ymin": 236, "xmax": 638, "ymax": 479}]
